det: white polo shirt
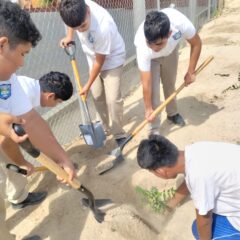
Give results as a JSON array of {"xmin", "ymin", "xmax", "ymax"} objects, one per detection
[
  {"xmin": 17, "ymin": 76, "xmax": 41, "ymax": 108},
  {"xmin": 76, "ymin": 0, "xmax": 126, "ymax": 71},
  {"xmin": 134, "ymin": 8, "xmax": 196, "ymax": 72},
  {"xmin": 185, "ymin": 142, "xmax": 240, "ymax": 231},
  {"xmin": 0, "ymin": 74, "xmax": 32, "ymax": 116}
]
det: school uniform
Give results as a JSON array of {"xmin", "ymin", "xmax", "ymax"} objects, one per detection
[
  {"xmin": 134, "ymin": 8, "xmax": 196, "ymax": 132},
  {"xmin": 17, "ymin": 76, "xmax": 41, "ymax": 108},
  {"xmin": 185, "ymin": 142, "xmax": 240, "ymax": 239},
  {"xmin": 0, "ymin": 74, "xmax": 34, "ymax": 239},
  {"xmin": 76, "ymin": 0, "xmax": 126, "ymax": 139}
]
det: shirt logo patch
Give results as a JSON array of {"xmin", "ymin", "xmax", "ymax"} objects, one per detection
[
  {"xmin": 172, "ymin": 31, "xmax": 182, "ymax": 40},
  {"xmin": 0, "ymin": 84, "xmax": 11, "ymax": 100},
  {"xmin": 88, "ymin": 32, "xmax": 94, "ymax": 44}
]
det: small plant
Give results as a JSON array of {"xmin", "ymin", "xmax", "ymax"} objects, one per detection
[{"xmin": 136, "ymin": 186, "xmax": 176, "ymax": 214}]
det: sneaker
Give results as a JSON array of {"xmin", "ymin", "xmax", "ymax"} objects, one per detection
[
  {"xmin": 167, "ymin": 114, "xmax": 186, "ymax": 127},
  {"xmin": 12, "ymin": 192, "xmax": 47, "ymax": 209},
  {"xmin": 22, "ymin": 235, "xmax": 41, "ymax": 240},
  {"xmin": 115, "ymin": 137, "xmax": 127, "ymax": 147}
]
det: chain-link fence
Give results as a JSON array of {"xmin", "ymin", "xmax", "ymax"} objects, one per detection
[{"xmin": 14, "ymin": 0, "xmax": 224, "ymax": 161}]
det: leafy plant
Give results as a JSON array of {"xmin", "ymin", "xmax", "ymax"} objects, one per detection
[{"xmin": 136, "ymin": 186, "xmax": 176, "ymax": 214}]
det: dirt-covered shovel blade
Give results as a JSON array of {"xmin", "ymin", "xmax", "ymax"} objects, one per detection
[{"xmin": 65, "ymin": 41, "xmax": 106, "ymax": 148}]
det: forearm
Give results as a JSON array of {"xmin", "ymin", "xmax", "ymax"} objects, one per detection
[
  {"xmin": 167, "ymin": 181, "xmax": 189, "ymax": 209},
  {"xmin": 66, "ymin": 27, "xmax": 74, "ymax": 40},
  {"xmin": 140, "ymin": 71, "xmax": 152, "ymax": 110},
  {"xmin": 196, "ymin": 210, "xmax": 212, "ymax": 240},
  {"xmin": 20, "ymin": 110, "xmax": 69, "ymax": 164},
  {"xmin": 0, "ymin": 137, "xmax": 28, "ymax": 166},
  {"xmin": 188, "ymin": 34, "xmax": 202, "ymax": 74}
]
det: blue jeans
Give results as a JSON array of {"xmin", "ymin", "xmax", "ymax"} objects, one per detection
[{"xmin": 192, "ymin": 213, "xmax": 240, "ymax": 239}]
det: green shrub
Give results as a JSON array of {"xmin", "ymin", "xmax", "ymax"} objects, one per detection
[{"xmin": 136, "ymin": 186, "xmax": 176, "ymax": 214}]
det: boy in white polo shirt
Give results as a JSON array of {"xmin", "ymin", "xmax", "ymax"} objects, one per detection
[
  {"xmin": 59, "ymin": 0, "xmax": 126, "ymax": 146},
  {"xmin": 0, "ymin": 71, "xmax": 73, "ymax": 208},
  {"xmin": 0, "ymin": 3, "xmax": 76, "ymax": 239},
  {"xmin": 134, "ymin": 9, "xmax": 202, "ymax": 133},
  {"xmin": 137, "ymin": 135, "xmax": 240, "ymax": 239},
  {"xmin": 18, "ymin": 71, "xmax": 73, "ymax": 109}
]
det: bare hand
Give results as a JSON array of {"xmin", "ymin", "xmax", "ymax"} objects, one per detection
[
  {"xmin": 57, "ymin": 160, "xmax": 77, "ymax": 184},
  {"xmin": 145, "ymin": 108, "xmax": 155, "ymax": 122},
  {"xmin": 59, "ymin": 36, "xmax": 73, "ymax": 48},
  {"xmin": 0, "ymin": 113, "xmax": 28, "ymax": 143},
  {"xmin": 184, "ymin": 72, "xmax": 196, "ymax": 86},
  {"xmin": 80, "ymin": 84, "xmax": 90, "ymax": 98}
]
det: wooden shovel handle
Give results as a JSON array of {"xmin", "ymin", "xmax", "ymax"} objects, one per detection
[
  {"xmin": 132, "ymin": 56, "xmax": 214, "ymax": 136},
  {"xmin": 71, "ymin": 60, "xmax": 86, "ymax": 102},
  {"xmin": 36, "ymin": 153, "xmax": 81, "ymax": 189},
  {"xmin": 34, "ymin": 166, "xmax": 48, "ymax": 172}
]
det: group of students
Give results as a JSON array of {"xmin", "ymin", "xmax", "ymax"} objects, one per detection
[{"xmin": 2, "ymin": 0, "xmax": 236, "ymax": 239}]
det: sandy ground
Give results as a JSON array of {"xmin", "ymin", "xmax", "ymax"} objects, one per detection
[{"xmin": 6, "ymin": 0, "xmax": 240, "ymax": 239}]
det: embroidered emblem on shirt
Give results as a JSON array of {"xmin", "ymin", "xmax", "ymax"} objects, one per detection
[
  {"xmin": 88, "ymin": 32, "xmax": 94, "ymax": 44},
  {"xmin": 172, "ymin": 31, "xmax": 182, "ymax": 40},
  {"xmin": 0, "ymin": 84, "xmax": 11, "ymax": 100}
]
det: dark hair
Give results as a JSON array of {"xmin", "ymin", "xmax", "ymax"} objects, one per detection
[
  {"xmin": 59, "ymin": 0, "xmax": 87, "ymax": 28},
  {"xmin": 0, "ymin": 1, "xmax": 41, "ymax": 48},
  {"xmin": 144, "ymin": 11, "xmax": 170, "ymax": 43},
  {"xmin": 39, "ymin": 71, "xmax": 73, "ymax": 101},
  {"xmin": 137, "ymin": 135, "xmax": 179, "ymax": 170}
]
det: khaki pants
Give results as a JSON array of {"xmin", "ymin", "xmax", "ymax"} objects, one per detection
[
  {"xmin": 91, "ymin": 65, "xmax": 126, "ymax": 139},
  {"xmin": 0, "ymin": 151, "xmax": 16, "ymax": 240},
  {"xmin": 0, "ymin": 136, "xmax": 29, "ymax": 204},
  {"xmin": 149, "ymin": 45, "xmax": 179, "ymax": 133}
]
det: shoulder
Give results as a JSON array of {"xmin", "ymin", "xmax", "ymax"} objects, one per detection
[
  {"xmin": 134, "ymin": 22, "xmax": 145, "ymax": 46},
  {"xmin": 161, "ymin": 7, "xmax": 186, "ymax": 19},
  {"xmin": 17, "ymin": 76, "xmax": 37, "ymax": 90}
]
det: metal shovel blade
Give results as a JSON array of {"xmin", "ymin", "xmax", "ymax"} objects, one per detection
[
  {"xmin": 79, "ymin": 121, "xmax": 106, "ymax": 148},
  {"xmin": 79, "ymin": 185, "xmax": 107, "ymax": 223}
]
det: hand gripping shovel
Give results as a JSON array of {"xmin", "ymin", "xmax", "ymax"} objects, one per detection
[
  {"xmin": 64, "ymin": 41, "xmax": 106, "ymax": 148},
  {"xmin": 96, "ymin": 56, "xmax": 214, "ymax": 175},
  {"xmin": 6, "ymin": 162, "xmax": 79, "ymax": 175},
  {"xmin": 12, "ymin": 124, "xmax": 111, "ymax": 223}
]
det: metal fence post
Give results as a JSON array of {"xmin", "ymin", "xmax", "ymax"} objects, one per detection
[
  {"xmin": 133, "ymin": 0, "xmax": 146, "ymax": 34},
  {"xmin": 189, "ymin": 0, "xmax": 197, "ymax": 27},
  {"xmin": 208, "ymin": 0, "xmax": 211, "ymax": 20},
  {"xmin": 157, "ymin": 0, "xmax": 161, "ymax": 11}
]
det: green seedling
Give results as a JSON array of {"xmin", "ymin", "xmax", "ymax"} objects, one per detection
[{"xmin": 136, "ymin": 186, "xmax": 176, "ymax": 214}]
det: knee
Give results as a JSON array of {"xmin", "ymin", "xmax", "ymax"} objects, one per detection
[{"xmin": 107, "ymin": 97, "xmax": 123, "ymax": 107}]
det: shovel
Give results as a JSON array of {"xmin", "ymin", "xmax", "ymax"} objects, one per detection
[
  {"xmin": 6, "ymin": 163, "xmax": 48, "ymax": 175},
  {"xmin": 96, "ymin": 56, "xmax": 214, "ymax": 175},
  {"xmin": 6, "ymin": 163, "xmax": 79, "ymax": 175},
  {"xmin": 64, "ymin": 41, "xmax": 106, "ymax": 148},
  {"xmin": 12, "ymin": 124, "xmax": 111, "ymax": 223}
]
